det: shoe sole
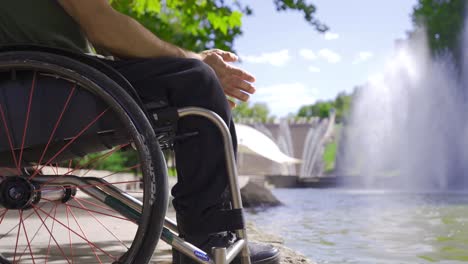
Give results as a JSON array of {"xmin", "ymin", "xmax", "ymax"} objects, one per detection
[
  {"xmin": 173, "ymin": 247, "xmax": 281, "ymax": 264},
  {"xmin": 252, "ymin": 251, "xmax": 281, "ymax": 264}
]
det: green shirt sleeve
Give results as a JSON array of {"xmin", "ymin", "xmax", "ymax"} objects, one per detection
[{"xmin": 0, "ymin": 0, "xmax": 91, "ymax": 53}]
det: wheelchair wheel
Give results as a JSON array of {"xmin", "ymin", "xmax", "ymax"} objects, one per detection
[{"xmin": 0, "ymin": 51, "xmax": 168, "ymax": 263}]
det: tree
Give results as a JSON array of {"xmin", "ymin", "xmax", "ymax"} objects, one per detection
[
  {"xmin": 333, "ymin": 91, "xmax": 352, "ymax": 123},
  {"xmin": 412, "ymin": 0, "xmax": 466, "ymax": 56},
  {"xmin": 110, "ymin": 0, "xmax": 327, "ymax": 52},
  {"xmin": 232, "ymin": 102, "xmax": 272, "ymax": 122},
  {"xmin": 297, "ymin": 101, "xmax": 332, "ymax": 119},
  {"xmin": 296, "ymin": 92, "xmax": 352, "ymax": 122}
]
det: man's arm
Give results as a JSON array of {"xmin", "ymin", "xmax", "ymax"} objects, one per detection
[
  {"xmin": 58, "ymin": 0, "xmax": 256, "ymax": 106},
  {"xmin": 58, "ymin": 0, "xmax": 200, "ymax": 59}
]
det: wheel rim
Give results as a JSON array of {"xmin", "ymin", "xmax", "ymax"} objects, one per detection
[{"xmin": 0, "ymin": 63, "xmax": 161, "ymax": 263}]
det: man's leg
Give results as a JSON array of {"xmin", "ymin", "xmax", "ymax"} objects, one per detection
[
  {"xmin": 103, "ymin": 57, "xmax": 279, "ymax": 263},
  {"xmin": 104, "ymin": 57, "xmax": 235, "ymax": 234}
]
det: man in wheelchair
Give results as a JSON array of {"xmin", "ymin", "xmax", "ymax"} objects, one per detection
[{"xmin": 0, "ymin": 1, "xmax": 279, "ymax": 264}]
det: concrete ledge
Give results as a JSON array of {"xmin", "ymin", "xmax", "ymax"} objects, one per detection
[
  {"xmin": 246, "ymin": 222, "xmax": 316, "ymax": 264},
  {"xmin": 153, "ymin": 215, "xmax": 316, "ymax": 264}
]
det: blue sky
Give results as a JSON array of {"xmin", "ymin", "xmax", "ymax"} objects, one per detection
[{"xmin": 233, "ymin": 0, "xmax": 418, "ymax": 117}]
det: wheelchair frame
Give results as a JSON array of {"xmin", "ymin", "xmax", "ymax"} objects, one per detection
[
  {"xmin": 162, "ymin": 107, "xmax": 250, "ymax": 264},
  {"xmin": 0, "ymin": 46, "xmax": 251, "ymax": 264}
]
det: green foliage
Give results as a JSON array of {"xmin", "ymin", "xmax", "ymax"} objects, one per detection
[
  {"xmin": 110, "ymin": 0, "xmax": 326, "ymax": 52},
  {"xmin": 75, "ymin": 149, "xmax": 140, "ymax": 174},
  {"xmin": 298, "ymin": 101, "xmax": 332, "ymax": 119},
  {"xmin": 297, "ymin": 92, "xmax": 352, "ymax": 122},
  {"xmin": 232, "ymin": 101, "xmax": 273, "ymax": 122},
  {"xmin": 273, "ymin": 0, "xmax": 328, "ymax": 32},
  {"xmin": 323, "ymin": 141, "xmax": 337, "ymax": 173},
  {"xmin": 333, "ymin": 92, "xmax": 352, "ymax": 123},
  {"xmin": 412, "ymin": 0, "xmax": 466, "ymax": 55},
  {"xmin": 167, "ymin": 167, "xmax": 177, "ymax": 177}
]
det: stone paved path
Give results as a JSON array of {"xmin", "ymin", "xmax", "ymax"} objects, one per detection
[{"xmin": 1, "ymin": 207, "xmax": 313, "ymax": 264}]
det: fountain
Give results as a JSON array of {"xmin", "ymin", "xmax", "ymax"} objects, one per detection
[
  {"xmin": 237, "ymin": 115, "xmax": 335, "ymax": 179},
  {"xmin": 337, "ymin": 26, "xmax": 468, "ymax": 189},
  {"xmin": 300, "ymin": 116, "xmax": 333, "ymax": 178},
  {"xmin": 276, "ymin": 118, "xmax": 297, "ymax": 176}
]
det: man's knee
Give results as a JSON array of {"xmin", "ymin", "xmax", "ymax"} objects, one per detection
[
  {"xmin": 185, "ymin": 59, "xmax": 221, "ymax": 95},
  {"xmin": 174, "ymin": 59, "xmax": 230, "ymax": 118},
  {"xmin": 185, "ymin": 59, "xmax": 216, "ymax": 83}
]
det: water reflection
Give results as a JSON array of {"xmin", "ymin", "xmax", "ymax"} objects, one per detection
[{"xmin": 246, "ymin": 189, "xmax": 468, "ymax": 264}]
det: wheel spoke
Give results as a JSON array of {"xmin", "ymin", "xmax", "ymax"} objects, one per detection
[
  {"xmin": 13, "ymin": 210, "xmax": 23, "ymax": 263},
  {"xmin": 76, "ymin": 180, "xmax": 142, "ymax": 191},
  {"xmin": 33, "ymin": 204, "xmax": 116, "ymax": 261},
  {"xmin": 32, "ymin": 206, "xmax": 71, "ymax": 264},
  {"xmin": 66, "ymin": 206, "xmax": 74, "ymax": 264},
  {"xmin": 73, "ymin": 199, "xmax": 129, "ymax": 250},
  {"xmin": 45, "ymin": 204, "xmax": 59, "ymax": 264},
  {"xmin": 18, "ymin": 71, "xmax": 37, "ymax": 172},
  {"xmin": 68, "ymin": 160, "xmax": 73, "ymax": 171},
  {"xmin": 16, "ymin": 203, "xmax": 57, "ymax": 263},
  {"xmin": 33, "ymin": 205, "xmax": 117, "ymax": 260},
  {"xmin": 70, "ymin": 144, "xmax": 130, "ymax": 177},
  {"xmin": 36, "ymin": 180, "xmax": 142, "ymax": 193},
  {"xmin": 50, "ymin": 164, "xmax": 57, "ymax": 175},
  {"xmin": 41, "ymin": 162, "xmax": 142, "ymax": 193},
  {"xmin": 55, "ymin": 163, "xmax": 60, "ymax": 175},
  {"xmin": 67, "ymin": 206, "xmax": 103, "ymax": 264},
  {"xmin": 54, "ymin": 201, "xmax": 134, "ymax": 222},
  {"xmin": 0, "ymin": 209, "xmax": 8, "ymax": 225},
  {"xmin": 19, "ymin": 210, "xmax": 37, "ymax": 264},
  {"xmin": 73, "ymin": 198, "xmax": 121, "ymax": 215},
  {"xmin": 34, "ymin": 84, "xmax": 76, "ymax": 171},
  {"xmin": 30, "ymin": 108, "xmax": 110, "ymax": 180},
  {"xmin": 0, "ymin": 202, "xmax": 50, "ymax": 241},
  {"xmin": 0, "ymin": 104, "xmax": 19, "ymax": 174},
  {"xmin": 101, "ymin": 163, "xmax": 141, "ymax": 179}
]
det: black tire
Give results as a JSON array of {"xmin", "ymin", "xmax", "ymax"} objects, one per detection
[{"xmin": 0, "ymin": 51, "xmax": 168, "ymax": 264}]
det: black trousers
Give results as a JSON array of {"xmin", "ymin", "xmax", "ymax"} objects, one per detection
[{"xmin": 103, "ymin": 57, "xmax": 237, "ymax": 237}]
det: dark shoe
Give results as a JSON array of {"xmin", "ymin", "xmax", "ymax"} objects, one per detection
[
  {"xmin": 173, "ymin": 232, "xmax": 280, "ymax": 264},
  {"xmin": 243, "ymin": 242, "xmax": 280, "ymax": 264}
]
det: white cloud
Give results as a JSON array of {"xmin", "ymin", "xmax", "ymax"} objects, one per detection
[
  {"xmin": 299, "ymin": 49, "xmax": 317, "ymax": 60},
  {"xmin": 254, "ymin": 82, "xmax": 318, "ymax": 116},
  {"xmin": 353, "ymin": 51, "xmax": 374, "ymax": 64},
  {"xmin": 318, "ymin": 49, "xmax": 342, "ymax": 64},
  {"xmin": 308, "ymin": 66, "xmax": 321, "ymax": 73},
  {"xmin": 241, "ymin": 49, "xmax": 291, "ymax": 67},
  {"xmin": 324, "ymin": 32, "xmax": 340, "ymax": 40}
]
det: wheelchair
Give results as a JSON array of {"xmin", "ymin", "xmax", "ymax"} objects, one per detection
[{"xmin": 0, "ymin": 46, "xmax": 250, "ymax": 264}]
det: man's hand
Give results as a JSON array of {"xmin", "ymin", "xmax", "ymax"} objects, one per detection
[{"xmin": 200, "ymin": 49, "xmax": 256, "ymax": 108}]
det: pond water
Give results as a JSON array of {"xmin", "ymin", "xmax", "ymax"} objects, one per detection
[{"xmin": 246, "ymin": 188, "xmax": 468, "ymax": 264}]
